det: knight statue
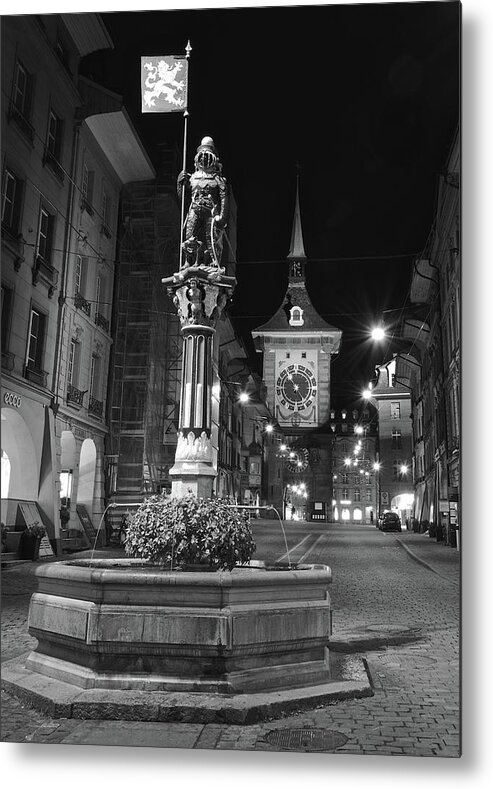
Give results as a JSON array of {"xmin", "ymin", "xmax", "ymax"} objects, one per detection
[{"xmin": 177, "ymin": 136, "xmax": 228, "ymax": 268}]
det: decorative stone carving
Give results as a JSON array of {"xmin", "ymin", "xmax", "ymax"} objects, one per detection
[{"xmin": 175, "ymin": 430, "xmax": 213, "ymax": 462}]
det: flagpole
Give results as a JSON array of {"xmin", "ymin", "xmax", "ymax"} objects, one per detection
[{"xmin": 179, "ymin": 40, "xmax": 192, "ymax": 269}]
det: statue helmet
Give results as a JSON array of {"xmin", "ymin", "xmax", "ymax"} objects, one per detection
[{"xmin": 195, "ymin": 136, "xmax": 219, "ymax": 170}]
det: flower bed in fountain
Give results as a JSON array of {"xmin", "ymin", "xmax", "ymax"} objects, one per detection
[{"xmin": 25, "ymin": 494, "xmax": 333, "ymax": 694}]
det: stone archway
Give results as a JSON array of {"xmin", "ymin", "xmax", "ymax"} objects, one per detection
[{"xmin": 1, "ymin": 407, "xmax": 39, "ymax": 525}]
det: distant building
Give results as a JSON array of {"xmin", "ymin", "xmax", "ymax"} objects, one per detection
[
  {"xmin": 366, "ymin": 359, "xmax": 414, "ymax": 526},
  {"xmin": 1, "ymin": 13, "xmax": 154, "ymax": 553},
  {"xmin": 330, "ymin": 405, "xmax": 378, "ymax": 525},
  {"xmin": 252, "ymin": 177, "xmax": 342, "ymax": 520}
]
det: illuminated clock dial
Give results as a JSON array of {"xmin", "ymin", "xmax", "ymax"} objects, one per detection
[{"xmin": 276, "ymin": 364, "xmax": 317, "ymax": 412}]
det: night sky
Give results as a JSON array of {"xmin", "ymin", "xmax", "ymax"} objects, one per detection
[{"xmin": 80, "ymin": 2, "xmax": 460, "ymax": 406}]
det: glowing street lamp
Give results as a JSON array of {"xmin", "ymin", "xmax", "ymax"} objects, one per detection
[
  {"xmin": 280, "ymin": 443, "xmax": 287, "ymax": 452},
  {"xmin": 371, "ymin": 326, "xmax": 385, "ymax": 341},
  {"xmin": 400, "ymin": 464, "xmax": 408, "ymax": 475},
  {"xmin": 373, "ymin": 462, "xmax": 381, "ymax": 471},
  {"xmin": 238, "ymin": 392, "xmax": 249, "ymax": 404},
  {"xmin": 265, "ymin": 423, "xmax": 274, "ymax": 434}
]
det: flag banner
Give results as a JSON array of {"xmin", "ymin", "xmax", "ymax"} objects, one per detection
[{"xmin": 141, "ymin": 56, "xmax": 188, "ymax": 113}]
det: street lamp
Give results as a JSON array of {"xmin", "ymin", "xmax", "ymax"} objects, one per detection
[{"xmin": 371, "ymin": 326, "xmax": 385, "ymax": 341}]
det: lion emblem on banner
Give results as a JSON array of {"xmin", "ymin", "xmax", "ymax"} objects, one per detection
[{"xmin": 143, "ymin": 59, "xmax": 186, "ymax": 109}]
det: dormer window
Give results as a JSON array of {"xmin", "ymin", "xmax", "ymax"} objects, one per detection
[{"xmin": 289, "ymin": 306, "xmax": 304, "ymax": 326}]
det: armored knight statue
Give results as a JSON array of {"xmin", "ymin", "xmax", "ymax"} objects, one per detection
[{"xmin": 177, "ymin": 136, "xmax": 228, "ymax": 268}]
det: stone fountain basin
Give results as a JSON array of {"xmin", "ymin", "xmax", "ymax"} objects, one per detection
[{"xmin": 26, "ymin": 559, "xmax": 332, "ymax": 694}]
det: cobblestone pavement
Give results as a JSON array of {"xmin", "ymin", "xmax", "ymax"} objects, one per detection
[{"xmin": 1, "ymin": 530, "xmax": 461, "ymax": 757}]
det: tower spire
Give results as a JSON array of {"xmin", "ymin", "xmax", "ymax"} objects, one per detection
[{"xmin": 287, "ymin": 167, "xmax": 306, "ymax": 281}]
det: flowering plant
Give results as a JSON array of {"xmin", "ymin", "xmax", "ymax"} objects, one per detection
[
  {"xmin": 124, "ymin": 492, "xmax": 256, "ymax": 570},
  {"xmin": 26, "ymin": 521, "xmax": 46, "ymax": 538}
]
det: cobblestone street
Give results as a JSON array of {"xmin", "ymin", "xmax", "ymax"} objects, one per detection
[{"xmin": 2, "ymin": 528, "xmax": 461, "ymax": 759}]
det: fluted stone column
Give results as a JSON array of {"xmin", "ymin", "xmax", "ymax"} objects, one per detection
[{"xmin": 162, "ymin": 266, "xmax": 236, "ymax": 498}]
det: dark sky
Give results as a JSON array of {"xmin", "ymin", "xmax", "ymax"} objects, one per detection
[{"xmin": 81, "ymin": 2, "xmax": 460, "ymax": 406}]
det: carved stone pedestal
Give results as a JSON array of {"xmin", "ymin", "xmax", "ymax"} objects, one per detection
[{"xmin": 162, "ymin": 265, "xmax": 236, "ymax": 498}]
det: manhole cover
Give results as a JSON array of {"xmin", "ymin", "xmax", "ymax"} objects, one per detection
[{"xmin": 264, "ymin": 728, "xmax": 348, "ymax": 752}]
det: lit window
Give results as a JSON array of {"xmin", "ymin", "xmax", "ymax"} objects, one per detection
[{"xmin": 390, "ymin": 402, "xmax": 401, "ymax": 420}]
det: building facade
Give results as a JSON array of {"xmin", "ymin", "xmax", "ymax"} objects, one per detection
[
  {"xmin": 330, "ymin": 405, "xmax": 378, "ymax": 525},
  {"xmin": 396, "ymin": 128, "xmax": 460, "ymax": 545},
  {"xmin": 366, "ymin": 358, "xmax": 414, "ymax": 526},
  {"xmin": 1, "ymin": 13, "xmax": 154, "ymax": 553}
]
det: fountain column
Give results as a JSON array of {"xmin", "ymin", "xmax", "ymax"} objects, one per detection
[{"xmin": 162, "ymin": 268, "xmax": 236, "ymax": 498}]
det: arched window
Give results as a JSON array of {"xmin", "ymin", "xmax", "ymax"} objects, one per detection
[
  {"xmin": 353, "ymin": 507, "xmax": 362, "ymax": 521},
  {"xmin": 289, "ymin": 306, "xmax": 304, "ymax": 326}
]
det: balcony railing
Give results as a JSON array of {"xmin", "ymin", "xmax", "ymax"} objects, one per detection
[
  {"xmin": 100, "ymin": 222, "xmax": 112, "ymax": 240},
  {"xmin": 8, "ymin": 102, "xmax": 35, "ymax": 144},
  {"xmin": 32, "ymin": 254, "xmax": 58, "ymax": 297},
  {"xmin": 42, "ymin": 148, "xmax": 64, "ymax": 183},
  {"xmin": 67, "ymin": 383, "xmax": 86, "ymax": 407},
  {"xmin": 88, "ymin": 396, "xmax": 103, "ymax": 418},
  {"xmin": 80, "ymin": 197, "xmax": 94, "ymax": 217},
  {"xmin": 95, "ymin": 312, "xmax": 109, "ymax": 332},
  {"xmin": 23, "ymin": 363, "xmax": 48, "ymax": 387},
  {"xmin": 1, "ymin": 351, "xmax": 15, "ymax": 372},
  {"xmin": 74, "ymin": 291, "xmax": 91, "ymax": 317}
]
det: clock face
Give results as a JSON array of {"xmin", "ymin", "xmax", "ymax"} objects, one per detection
[{"xmin": 276, "ymin": 364, "xmax": 317, "ymax": 412}]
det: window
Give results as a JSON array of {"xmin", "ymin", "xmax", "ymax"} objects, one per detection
[
  {"xmin": 301, "ymin": 352, "xmax": 306, "ymax": 359},
  {"xmin": 67, "ymin": 338, "xmax": 81, "ymax": 386},
  {"xmin": 1, "ymin": 285, "xmax": 13, "ymax": 353},
  {"xmin": 75, "ymin": 255, "xmax": 88, "ymax": 295},
  {"xmin": 26, "ymin": 308, "xmax": 46, "ymax": 370},
  {"xmin": 44, "ymin": 110, "xmax": 64, "ymax": 180},
  {"xmin": 353, "ymin": 508, "xmax": 362, "ymax": 521},
  {"xmin": 342, "ymin": 489, "xmax": 349, "ymax": 500},
  {"xmin": 90, "ymin": 354, "xmax": 101, "ymax": 399},
  {"xmin": 81, "ymin": 166, "xmax": 95, "ymax": 213},
  {"xmin": 1, "ymin": 167, "xmax": 23, "ymax": 234},
  {"xmin": 354, "ymin": 489, "xmax": 361, "ymax": 502},
  {"xmin": 12, "ymin": 60, "xmax": 32, "ymax": 118},
  {"xmin": 37, "ymin": 207, "xmax": 55, "ymax": 263},
  {"xmin": 47, "ymin": 110, "xmax": 63, "ymax": 160},
  {"xmin": 390, "ymin": 402, "xmax": 401, "ymax": 420},
  {"xmin": 341, "ymin": 473, "xmax": 348, "ymax": 484},
  {"xmin": 289, "ymin": 306, "xmax": 304, "ymax": 326},
  {"xmin": 391, "ymin": 429, "xmax": 402, "ymax": 450},
  {"xmin": 366, "ymin": 489, "xmax": 372, "ymax": 502},
  {"xmin": 101, "ymin": 190, "xmax": 112, "ymax": 237},
  {"xmin": 354, "ymin": 475, "xmax": 360, "ymax": 485},
  {"xmin": 342, "ymin": 423, "xmax": 348, "ymax": 433},
  {"xmin": 392, "ymin": 460, "xmax": 402, "ymax": 480}
]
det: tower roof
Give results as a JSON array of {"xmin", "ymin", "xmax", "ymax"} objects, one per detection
[
  {"xmin": 253, "ymin": 173, "xmax": 342, "ymax": 344},
  {"xmin": 287, "ymin": 175, "xmax": 306, "ymax": 260}
]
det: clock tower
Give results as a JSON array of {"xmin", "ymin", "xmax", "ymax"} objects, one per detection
[{"xmin": 252, "ymin": 177, "xmax": 342, "ymax": 519}]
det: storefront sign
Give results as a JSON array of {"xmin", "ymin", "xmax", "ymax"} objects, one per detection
[{"xmin": 3, "ymin": 391, "xmax": 22, "ymax": 408}]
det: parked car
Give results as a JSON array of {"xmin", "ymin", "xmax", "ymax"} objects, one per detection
[{"xmin": 378, "ymin": 512, "xmax": 402, "ymax": 532}]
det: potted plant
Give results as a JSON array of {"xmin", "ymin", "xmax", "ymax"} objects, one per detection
[
  {"xmin": 18, "ymin": 521, "xmax": 46, "ymax": 561},
  {"xmin": 124, "ymin": 492, "xmax": 256, "ymax": 570}
]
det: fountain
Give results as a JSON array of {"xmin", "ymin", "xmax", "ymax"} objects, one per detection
[{"xmin": 1, "ymin": 137, "xmax": 371, "ymax": 722}]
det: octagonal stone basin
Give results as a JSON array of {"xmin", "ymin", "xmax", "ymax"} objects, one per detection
[{"xmin": 26, "ymin": 559, "xmax": 332, "ymax": 694}]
